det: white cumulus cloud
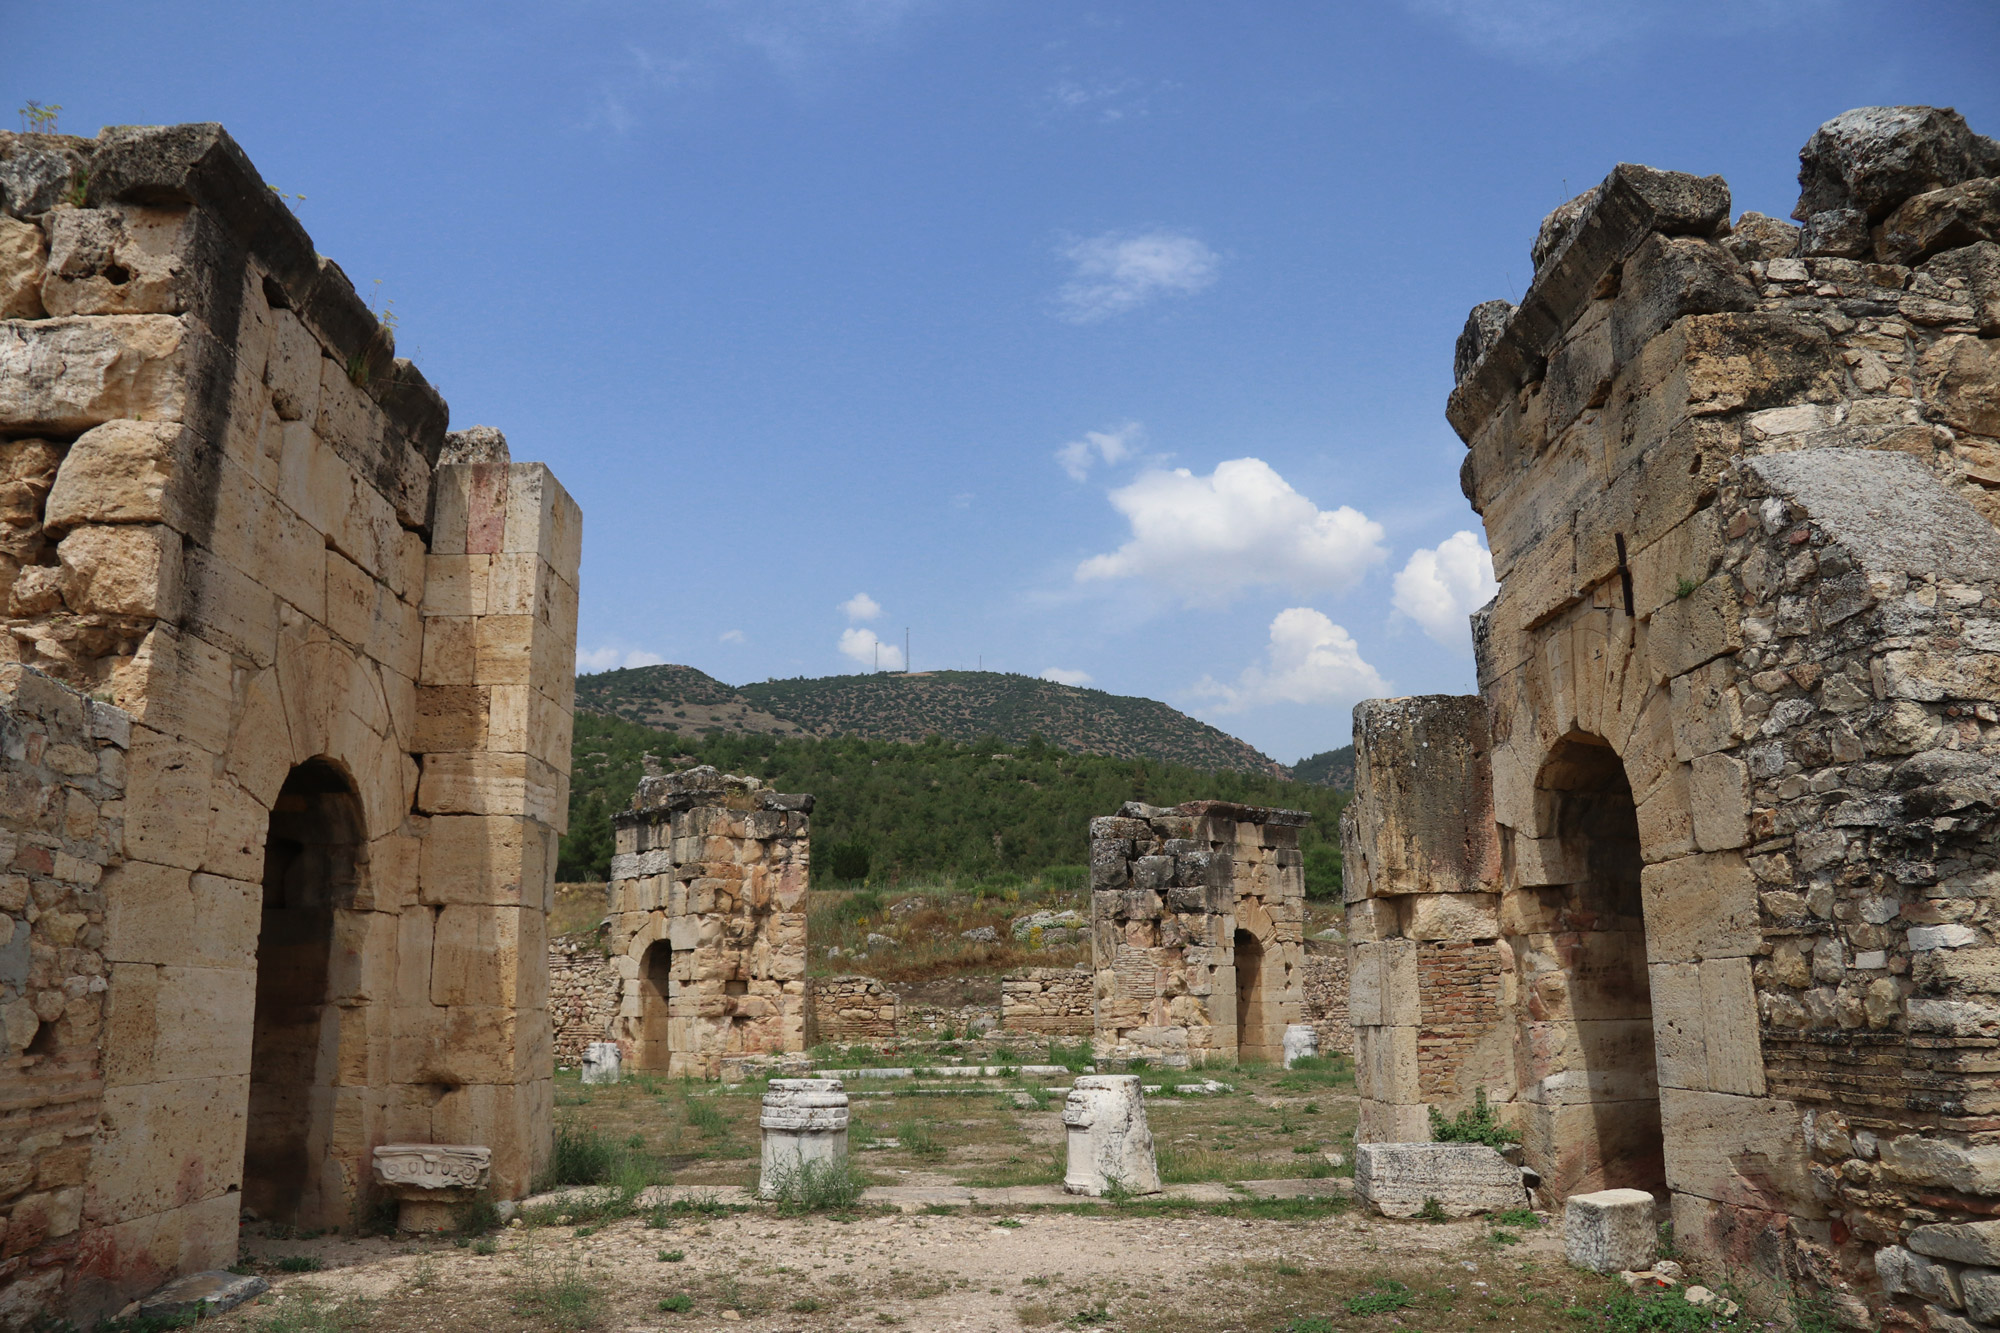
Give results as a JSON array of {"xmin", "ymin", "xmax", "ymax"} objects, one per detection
[
  {"xmin": 1055, "ymin": 229, "xmax": 1218, "ymax": 323},
  {"xmin": 1040, "ymin": 667, "xmax": 1094, "ymax": 687},
  {"xmin": 841, "ymin": 592, "xmax": 883, "ymax": 621},
  {"xmin": 578, "ymin": 646, "xmax": 668, "ymax": 673},
  {"xmin": 1076, "ymin": 458, "xmax": 1387, "ymax": 608},
  {"xmin": 1191, "ymin": 608, "xmax": 1388, "ymax": 713},
  {"xmin": 1057, "ymin": 422, "xmax": 1141, "ymax": 481},
  {"xmin": 839, "ymin": 627, "xmax": 904, "ymax": 671},
  {"xmin": 1392, "ymin": 530, "xmax": 1498, "ymax": 648}
]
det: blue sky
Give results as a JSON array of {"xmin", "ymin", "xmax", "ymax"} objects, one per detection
[{"xmin": 10, "ymin": 1, "xmax": 1999, "ymax": 763}]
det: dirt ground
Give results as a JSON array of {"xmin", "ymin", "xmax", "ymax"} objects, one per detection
[{"xmin": 198, "ymin": 1057, "xmax": 1697, "ymax": 1333}]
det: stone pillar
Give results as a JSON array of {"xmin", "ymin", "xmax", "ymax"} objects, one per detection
[
  {"xmin": 757, "ymin": 1078, "xmax": 849, "ymax": 1199},
  {"xmin": 1341, "ymin": 696, "xmax": 1505, "ymax": 1143},
  {"xmin": 1564, "ymin": 1189, "xmax": 1657, "ymax": 1273},
  {"xmin": 1061, "ymin": 1075, "xmax": 1161, "ymax": 1196}
]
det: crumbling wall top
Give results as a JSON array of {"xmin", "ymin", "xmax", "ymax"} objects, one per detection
[
  {"xmin": 616, "ymin": 764, "xmax": 813, "ymax": 823},
  {"xmin": 1111, "ymin": 799, "xmax": 1310, "ymax": 828}
]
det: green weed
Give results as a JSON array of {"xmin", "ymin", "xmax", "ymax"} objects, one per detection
[
  {"xmin": 1428, "ymin": 1087, "xmax": 1519, "ymax": 1147},
  {"xmin": 766, "ymin": 1155, "xmax": 870, "ymax": 1213},
  {"xmin": 1344, "ymin": 1281, "xmax": 1414, "ymax": 1315},
  {"xmin": 658, "ymin": 1294, "xmax": 693, "ymax": 1313},
  {"xmin": 274, "ymin": 1255, "xmax": 324, "ymax": 1273}
]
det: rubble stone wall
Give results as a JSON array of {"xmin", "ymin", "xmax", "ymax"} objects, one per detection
[
  {"xmin": 805, "ymin": 975, "xmax": 899, "ymax": 1044},
  {"xmin": 0, "ymin": 667, "xmax": 127, "ymax": 1326},
  {"xmin": 1090, "ymin": 800, "xmax": 1307, "ymax": 1067},
  {"xmin": 999, "ymin": 968, "xmax": 1093, "ymax": 1036},
  {"xmin": 1300, "ymin": 941, "xmax": 1353, "ymax": 1056},
  {"xmin": 0, "ymin": 124, "xmax": 578, "ymax": 1322},
  {"xmin": 606, "ymin": 768, "xmax": 810, "ymax": 1078},
  {"xmin": 549, "ymin": 934, "xmax": 617, "ymax": 1067},
  {"xmin": 1345, "ymin": 106, "xmax": 2000, "ymax": 1323}
]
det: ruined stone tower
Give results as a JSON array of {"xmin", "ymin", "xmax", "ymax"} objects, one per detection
[
  {"xmin": 0, "ymin": 124, "xmax": 579, "ymax": 1323},
  {"xmin": 1343, "ymin": 106, "xmax": 2000, "ymax": 1322}
]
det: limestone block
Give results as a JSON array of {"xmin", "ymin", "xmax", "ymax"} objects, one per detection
[
  {"xmin": 123, "ymin": 729, "xmax": 213, "ymax": 871},
  {"xmin": 1357, "ymin": 1024, "xmax": 1420, "ymax": 1103},
  {"xmin": 1648, "ymin": 962, "xmax": 1707, "ymax": 1092},
  {"xmin": 1563, "ymin": 1188, "xmax": 1656, "ymax": 1273},
  {"xmin": 1406, "ymin": 893, "xmax": 1500, "ymax": 942},
  {"xmin": 120, "ymin": 623, "xmax": 234, "ymax": 755},
  {"xmin": 182, "ymin": 548, "xmax": 279, "ymax": 669},
  {"xmin": 1922, "ymin": 334, "xmax": 2000, "ymax": 438},
  {"xmin": 581, "ymin": 1042, "xmax": 621, "ymax": 1086},
  {"xmin": 757, "ymin": 1078, "xmax": 849, "ymax": 1198},
  {"xmin": 1668, "ymin": 659, "xmax": 1745, "ymax": 761},
  {"xmin": 85, "ymin": 1074, "xmax": 250, "ymax": 1226},
  {"xmin": 102, "ymin": 862, "xmax": 258, "ymax": 970},
  {"xmin": 0, "ymin": 314, "xmax": 192, "ymax": 433},
  {"xmin": 1354, "ymin": 1142, "xmax": 1527, "ymax": 1218},
  {"xmin": 132, "ymin": 1271, "xmax": 270, "ymax": 1323},
  {"xmin": 1966, "ymin": 1270, "xmax": 2000, "ymax": 1325},
  {"xmin": 1062, "ymin": 1075, "xmax": 1161, "ymax": 1196},
  {"xmin": 0, "ymin": 214, "xmax": 46, "ymax": 319},
  {"xmin": 1347, "ymin": 938, "xmax": 1419, "ymax": 1028},
  {"xmin": 1658, "ymin": 1090, "xmax": 1814, "ymax": 1215},
  {"xmin": 1877, "ymin": 1244, "xmax": 1965, "ymax": 1308},
  {"xmin": 1283, "ymin": 1024, "xmax": 1319, "ymax": 1068},
  {"xmin": 43, "ymin": 420, "xmax": 194, "ymax": 532},
  {"xmin": 58, "ymin": 523, "xmax": 182, "ymax": 618},
  {"xmin": 1880, "ymin": 1135, "xmax": 2000, "ymax": 1196},
  {"xmin": 419, "ymin": 815, "xmax": 548, "ymax": 907},
  {"xmin": 40, "ymin": 204, "xmax": 206, "ymax": 316},
  {"xmin": 1357, "ymin": 1099, "xmax": 1431, "ymax": 1144},
  {"xmin": 1640, "ymin": 853, "xmax": 1759, "ymax": 963},
  {"xmin": 430, "ymin": 903, "xmax": 539, "ymax": 1008},
  {"xmin": 102, "ymin": 961, "xmax": 256, "ymax": 1086},
  {"xmin": 207, "ymin": 456, "xmax": 325, "ymax": 622},
  {"xmin": 1910, "ymin": 1219, "xmax": 2000, "ymax": 1267},
  {"xmin": 1697, "ymin": 957, "xmax": 1765, "ymax": 1096},
  {"xmin": 1687, "ymin": 751, "xmax": 1749, "ymax": 852}
]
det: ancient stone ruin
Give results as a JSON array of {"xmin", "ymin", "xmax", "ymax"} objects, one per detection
[
  {"xmin": 0, "ymin": 124, "xmax": 578, "ymax": 1324},
  {"xmin": 1090, "ymin": 800, "xmax": 1308, "ymax": 1066},
  {"xmin": 604, "ymin": 766, "xmax": 811, "ymax": 1077},
  {"xmin": 1345, "ymin": 105, "xmax": 2000, "ymax": 1324}
]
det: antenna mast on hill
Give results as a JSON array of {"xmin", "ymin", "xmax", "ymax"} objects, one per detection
[{"xmin": 905, "ymin": 628, "xmax": 910, "ymax": 674}]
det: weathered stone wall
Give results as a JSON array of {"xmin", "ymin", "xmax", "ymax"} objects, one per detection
[
  {"xmin": 806, "ymin": 975, "xmax": 899, "ymax": 1044},
  {"xmin": 0, "ymin": 667, "xmax": 127, "ymax": 1326},
  {"xmin": 1347, "ymin": 106, "xmax": 2000, "ymax": 1322},
  {"xmin": 1000, "ymin": 968, "xmax": 1093, "ymax": 1036},
  {"xmin": 549, "ymin": 933, "xmax": 617, "ymax": 1067},
  {"xmin": 1300, "ymin": 940, "xmax": 1352, "ymax": 1056},
  {"xmin": 1341, "ymin": 697, "xmax": 1509, "ymax": 1143},
  {"xmin": 606, "ymin": 768, "xmax": 810, "ymax": 1078},
  {"xmin": 0, "ymin": 124, "xmax": 578, "ymax": 1322},
  {"xmin": 1090, "ymin": 800, "xmax": 1307, "ymax": 1067}
]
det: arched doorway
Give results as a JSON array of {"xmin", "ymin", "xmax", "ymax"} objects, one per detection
[
  {"xmin": 1521, "ymin": 734, "xmax": 1664, "ymax": 1198},
  {"xmin": 639, "ymin": 940, "xmax": 674, "ymax": 1070},
  {"xmin": 1234, "ymin": 928, "xmax": 1267, "ymax": 1063},
  {"xmin": 245, "ymin": 759, "xmax": 365, "ymax": 1228}
]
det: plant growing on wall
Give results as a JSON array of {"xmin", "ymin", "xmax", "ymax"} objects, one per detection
[{"xmin": 17, "ymin": 101, "xmax": 60, "ymax": 133}]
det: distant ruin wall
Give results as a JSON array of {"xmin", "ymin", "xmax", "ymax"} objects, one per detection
[
  {"xmin": 1300, "ymin": 941, "xmax": 1352, "ymax": 1056},
  {"xmin": 549, "ymin": 933, "xmax": 617, "ymax": 1067},
  {"xmin": 806, "ymin": 975, "xmax": 899, "ymax": 1044},
  {"xmin": 0, "ymin": 667, "xmax": 127, "ymax": 1326},
  {"xmin": 1000, "ymin": 968, "xmax": 1093, "ymax": 1036}
]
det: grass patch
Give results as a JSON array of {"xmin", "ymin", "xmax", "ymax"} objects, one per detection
[
  {"xmin": 766, "ymin": 1155, "xmax": 871, "ymax": 1213},
  {"xmin": 511, "ymin": 1245, "xmax": 605, "ymax": 1331},
  {"xmin": 273, "ymin": 1255, "xmax": 324, "ymax": 1273},
  {"xmin": 897, "ymin": 1117, "xmax": 946, "ymax": 1160},
  {"xmin": 249, "ymin": 1290, "xmax": 373, "ymax": 1333},
  {"xmin": 1344, "ymin": 1281, "xmax": 1414, "ymax": 1315}
]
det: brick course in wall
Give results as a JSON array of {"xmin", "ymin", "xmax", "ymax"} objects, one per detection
[{"xmin": 1000, "ymin": 968, "xmax": 1092, "ymax": 1036}]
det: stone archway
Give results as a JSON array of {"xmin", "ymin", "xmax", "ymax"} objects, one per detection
[
  {"xmin": 245, "ymin": 758, "xmax": 367, "ymax": 1229},
  {"xmin": 638, "ymin": 940, "xmax": 674, "ymax": 1070},
  {"xmin": 1511, "ymin": 732, "xmax": 1664, "ymax": 1200}
]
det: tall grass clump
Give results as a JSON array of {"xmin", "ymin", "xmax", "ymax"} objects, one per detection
[{"xmin": 765, "ymin": 1155, "xmax": 870, "ymax": 1213}]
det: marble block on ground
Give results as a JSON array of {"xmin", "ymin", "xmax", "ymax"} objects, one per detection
[
  {"xmin": 1353, "ymin": 1141, "xmax": 1527, "ymax": 1218},
  {"xmin": 582, "ymin": 1040, "xmax": 621, "ymax": 1085},
  {"xmin": 1563, "ymin": 1188, "xmax": 1656, "ymax": 1272},
  {"xmin": 1283, "ymin": 1024, "xmax": 1319, "ymax": 1068},
  {"xmin": 372, "ymin": 1144, "xmax": 492, "ymax": 1232},
  {"xmin": 137, "ymin": 1272, "xmax": 269, "ymax": 1321},
  {"xmin": 1063, "ymin": 1074, "xmax": 1162, "ymax": 1197}
]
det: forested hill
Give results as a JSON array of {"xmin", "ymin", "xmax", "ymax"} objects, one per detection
[
  {"xmin": 1292, "ymin": 745, "xmax": 1355, "ymax": 789},
  {"xmin": 575, "ymin": 665, "xmax": 1285, "ymax": 777},
  {"xmin": 559, "ymin": 711, "xmax": 1349, "ymax": 897}
]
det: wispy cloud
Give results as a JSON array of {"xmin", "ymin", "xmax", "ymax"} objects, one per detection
[
  {"xmin": 1403, "ymin": 0, "xmax": 1838, "ymax": 64},
  {"xmin": 1054, "ymin": 229, "xmax": 1218, "ymax": 323},
  {"xmin": 839, "ymin": 626, "xmax": 904, "ymax": 671},
  {"xmin": 1191, "ymin": 608, "xmax": 1388, "ymax": 712},
  {"xmin": 1056, "ymin": 422, "xmax": 1141, "ymax": 481},
  {"xmin": 1039, "ymin": 75, "xmax": 1155, "ymax": 123},
  {"xmin": 841, "ymin": 592, "xmax": 883, "ymax": 621},
  {"xmin": 1040, "ymin": 667, "xmax": 1094, "ymax": 687},
  {"xmin": 1076, "ymin": 458, "xmax": 1387, "ymax": 609},
  {"xmin": 1392, "ymin": 531, "xmax": 1497, "ymax": 649},
  {"xmin": 719, "ymin": 629, "xmax": 747, "ymax": 644},
  {"xmin": 578, "ymin": 646, "xmax": 669, "ymax": 672}
]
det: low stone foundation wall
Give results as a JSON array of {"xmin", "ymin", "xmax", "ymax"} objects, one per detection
[
  {"xmin": 1301, "ymin": 939, "xmax": 1352, "ymax": 1055},
  {"xmin": 806, "ymin": 975, "xmax": 899, "ymax": 1044},
  {"xmin": 1001, "ymin": 968, "xmax": 1093, "ymax": 1036},
  {"xmin": 550, "ymin": 934, "xmax": 618, "ymax": 1067}
]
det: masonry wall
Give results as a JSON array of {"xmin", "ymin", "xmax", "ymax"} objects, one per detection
[
  {"xmin": 0, "ymin": 668, "xmax": 127, "ymax": 1327},
  {"xmin": 1090, "ymin": 800, "xmax": 1307, "ymax": 1067},
  {"xmin": 550, "ymin": 934, "xmax": 617, "ymax": 1067},
  {"xmin": 0, "ymin": 123, "xmax": 577, "ymax": 1323},
  {"xmin": 999, "ymin": 968, "xmax": 1093, "ymax": 1037},
  {"xmin": 606, "ymin": 768, "xmax": 810, "ymax": 1078},
  {"xmin": 1300, "ymin": 940, "xmax": 1352, "ymax": 1056},
  {"xmin": 1347, "ymin": 106, "xmax": 2000, "ymax": 1324},
  {"xmin": 806, "ymin": 975, "xmax": 899, "ymax": 1044}
]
